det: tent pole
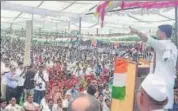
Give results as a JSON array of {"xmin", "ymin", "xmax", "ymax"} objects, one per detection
[
  {"xmin": 24, "ymin": 20, "xmax": 33, "ymax": 66},
  {"xmin": 175, "ymin": 6, "xmax": 178, "ymax": 74},
  {"xmin": 68, "ymin": 22, "xmax": 70, "ymax": 32},
  {"xmin": 175, "ymin": 6, "xmax": 178, "ymax": 47},
  {"xmin": 79, "ymin": 17, "xmax": 82, "ymax": 34}
]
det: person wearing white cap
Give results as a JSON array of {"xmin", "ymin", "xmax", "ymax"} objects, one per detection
[
  {"xmin": 137, "ymin": 74, "xmax": 168, "ymax": 111},
  {"xmin": 130, "ymin": 25, "xmax": 177, "ymax": 110}
]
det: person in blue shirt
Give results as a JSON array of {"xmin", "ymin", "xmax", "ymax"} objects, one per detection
[
  {"xmin": 70, "ymin": 86, "xmax": 79, "ymax": 99},
  {"xmin": 173, "ymin": 88, "xmax": 178, "ymax": 111},
  {"xmin": 94, "ymin": 62, "xmax": 102, "ymax": 77},
  {"xmin": 6, "ymin": 66, "xmax": 18, "ymax": 102}
]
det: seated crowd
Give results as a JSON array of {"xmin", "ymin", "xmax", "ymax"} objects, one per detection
[{"xmin": 1, "ymin": 38, "xmax": 178, "ymax": 111}]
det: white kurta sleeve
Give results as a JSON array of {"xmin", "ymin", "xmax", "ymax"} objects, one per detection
[{"xmin": 147, "ymin": 36, "xmax": 166, "ymax": 51}]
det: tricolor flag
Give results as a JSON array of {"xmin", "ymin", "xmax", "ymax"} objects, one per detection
[{"xmin": 112, "ymin": 59, "xmax": 128, "ymax": 100}]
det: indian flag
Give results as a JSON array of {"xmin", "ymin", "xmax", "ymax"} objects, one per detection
[{"xmin": 112, "ymin": 59, "xmax": 128, "ymax": 100}]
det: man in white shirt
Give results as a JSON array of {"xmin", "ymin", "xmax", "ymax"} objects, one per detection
[
  {"xmin": 0, "ymin": 98, "xmax": 7, "ymax": 111},
  {"xmin": 130, "ymin": 25, "xmax": 177, "ymax": 110},
  {"xmin": 34, "ymin": 65, "xmax": 49, "ymax": 104},
  {"xmin": 1, "ymin": 59, "xmax": 10, "ymax": 98},
  {"xmin": 137, "ymin": 74, "xmax": 168, "ymax": 111},
  {"xmin": 103, "ymin": 98, "xmax": 111, "ymax": 111},
  {"xmin": 23, "ymin": 94, "xmax": 40, "ymax": 111},
  {"xmin": 5, "ymin": 66, "xmax": 19, "ymax": 102},
  {"xmin": 40, "ymin": 92, "xmax": 50, "ymax": 110},
  {"xmin": 15, "ymin": 62, "xmax": 26, "ymax": 104},
  {"xmin": 6, "ymin": 97, "xmax": 24, "ymax": 111},
  {"xmin": 43, "ymin": 99, "xmax": 56, "ymax": 111}
]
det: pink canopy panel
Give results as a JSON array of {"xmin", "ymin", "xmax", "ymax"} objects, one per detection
[{"xmin": 95, "ymin": 0, "xmax": 178, "ymax": 28}]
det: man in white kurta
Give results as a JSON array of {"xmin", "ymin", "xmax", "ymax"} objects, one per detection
[
  {"xmin": 1, "ymin": 61, "xmax": 10, "ymax": 98},
  {"xmin": 130, "ymin": 25, "xmax": 177, "ymax": 110}
]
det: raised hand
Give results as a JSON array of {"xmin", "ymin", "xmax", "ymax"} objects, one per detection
[{"xmin": 129, "ymin": 26, "xmax": 138, "ymax": 34}]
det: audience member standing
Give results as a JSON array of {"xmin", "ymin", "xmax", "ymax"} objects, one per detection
[
  {"xmin": 1, "ymin": 59, "xmax": 10, "ymax": 99},
  {"xmin": 34, "ymin": 65, "xmax": 49, "ymax": 104},
  {"xmin": 6, "ymin": 66, "xmax": 18, "ymax": 101},
  {"xmin": 23, "ymin": 65, "xmax": 36, "ymax": 100},
  {"xmin": 16, "ymin": 62, "xmax": 26, "ymax": 104}
]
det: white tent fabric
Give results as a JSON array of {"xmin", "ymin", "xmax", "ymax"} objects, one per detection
[{"xmin": 1, "ymin": 1, "xmax": 175, "ymax": 34}]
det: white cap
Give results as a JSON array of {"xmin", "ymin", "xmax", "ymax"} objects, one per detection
[{"xmin": 141, "ymin": 74, "xmax": 168, "ymax": 102}]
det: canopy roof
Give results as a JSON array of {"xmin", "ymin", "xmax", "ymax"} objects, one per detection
[{"xmin": 1, "ymin": 1, "xmax": 175, "ymax": 34}]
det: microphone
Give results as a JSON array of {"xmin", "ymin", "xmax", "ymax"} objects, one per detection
[{"xmin": 120, "ymin": 50, "xmax": 132, "ymax": 57}]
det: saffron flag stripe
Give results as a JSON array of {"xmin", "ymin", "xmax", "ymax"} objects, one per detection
[{"xmin": 114, "ymin": 61, "xmax": 128, "ymax": 73}]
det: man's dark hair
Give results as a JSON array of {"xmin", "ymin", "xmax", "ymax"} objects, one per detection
[
  {"xmin": 105, "ymin": 98, "xmax": 110, "ymax": 103},
  {"xmin": 45, "ymin": 92, "xmax": 49, "ymax": 95},
  {"xmin": 27, "ymin": 64, "xmax": 33, "ymax": 69},
  {"xmin": 26, "ymin": 93, "xmax": 32, "ymax": 98},
  {"xmin": 48, "ymin": 98, "xmax": 54, "ymax": 102},
  {"xmin": 0, "ymin": 98, "xmax": 7, "ymax": 103},
  {"xmin": 175, "ymin": 79, "xmax": 178, "ymax": 89},
  {"xmin": 57, "ymin": 98, "xmax": 62, "ymax": 103},
  {"xmin": 39, "ymin": 65, "xmax": 44, "ymax": 68},
  {"xmin": 158, "ymin": 25, "xmax": 172, "ymax": 38},
  {"xmin": 87, "ymin": 85, "xmax": 96, "ymax": 96},
  {"xmin": 68, "ymin": 94, "xmax": 101, "ymax": 111},
  {"xmin": 18, "ymin": 61, "xmax": 23, "ymax": 66},
  {"xmin": 10, "ymin": 97, "xmax": 16, "ymax": 100}
]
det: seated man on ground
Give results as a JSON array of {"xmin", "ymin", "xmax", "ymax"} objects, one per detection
[
  {"xmin": 68, "ymin": 94, "xmax": 101, "ymax": 111},
  {"xmin": 23, "ymin": 94, "xmax": 40, "ymax": 111},
  {"xmin": 0, "ymin": 98, "xmax": 7, "ymax": 111},
  {"xmin": 6, "ymin": 97, "xmax": 24, "ymax": 111},
  {"xmin": 40, "ymin": 92, "xmax": 50, "ymax": 110}
]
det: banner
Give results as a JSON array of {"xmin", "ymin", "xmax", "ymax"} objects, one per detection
[{"xmin": 121, "ymin": 1, "xmax": 178, "ymax": 9}]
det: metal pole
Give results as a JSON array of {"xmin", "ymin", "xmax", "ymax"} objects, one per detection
[
  {"xmin": 10, "ymin": 23, "xmax": 12, "ymax": 34},
  {"xmin": 175, "ymin": 7, "xmax": 178, "ymax": 47},
  {"xmin": 79, "ymin": 17, "xmax": 82, "ymax": 34},
  {"xmin": 56, "ymin": 23, "xmax": 58, "ymax": 39},
  {"xmin": 10, "ymin": 23, "xmax": 13, "ymax": 42},
  {"xmin": 31, "ymin": 14, "xmax": 34, "ymax": 41},
  {"xmin": 96, "ymin": 28, "xmax": 98, "ymax": 36},
  {"xmin": 68, "ymin": 22, "xmax": 70, "ymax": 31},
  {"xmin": 175, "ymin": 6, "xmax": 178, "ymax": 75},
  {"xmin": 24, "ymin": 20, "xmax": 33, "ymax": 66}
]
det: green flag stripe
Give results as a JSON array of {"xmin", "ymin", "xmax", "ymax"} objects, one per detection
[{"xmin": 112, "ymin": 86, "xmax": 126, "ymax": 100}]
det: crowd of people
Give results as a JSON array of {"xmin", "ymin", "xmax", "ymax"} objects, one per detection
[
  {"xmin": 0, "ymin": 37, "xmax": 135, "ymax": 111},
  {"xmin": 1, "ymin": 25, "xmax": 178, "ymax": 111}
]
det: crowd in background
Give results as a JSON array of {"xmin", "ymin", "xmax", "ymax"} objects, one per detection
[{"xmin": 1, "ymin": 37, "xmax": 178, "ymax": 111}]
